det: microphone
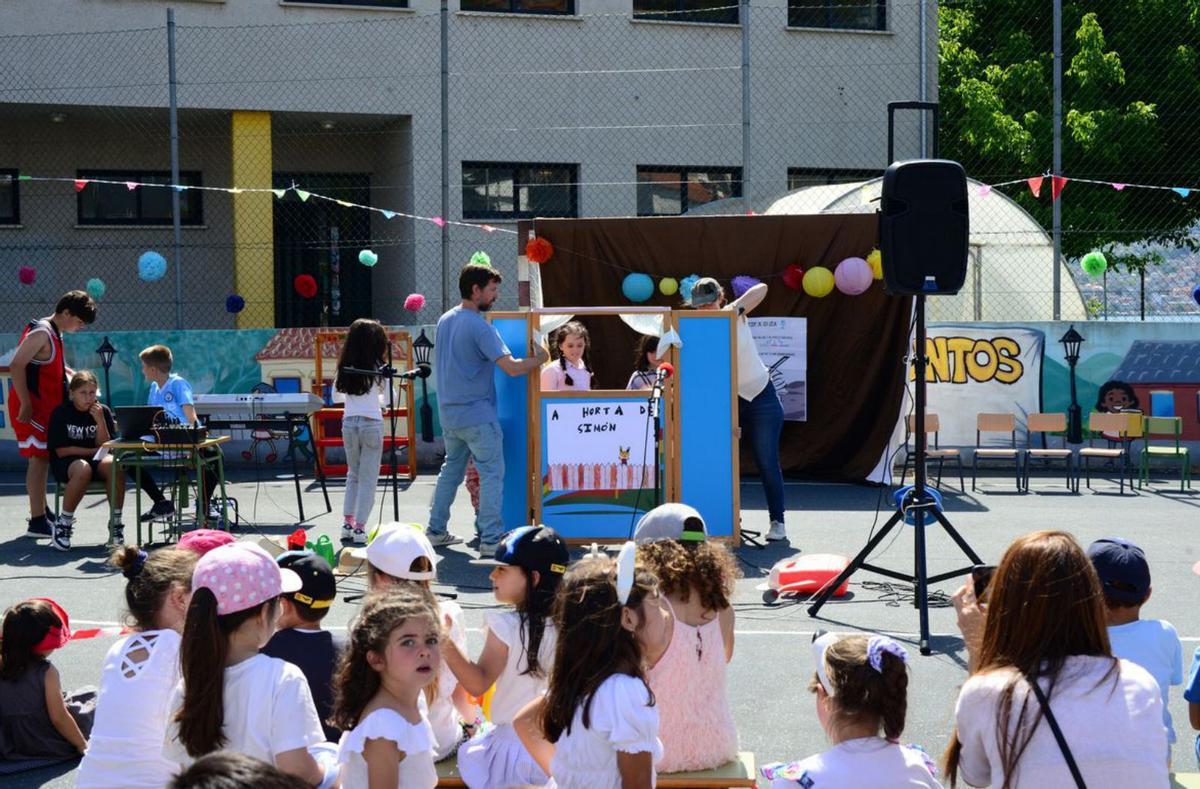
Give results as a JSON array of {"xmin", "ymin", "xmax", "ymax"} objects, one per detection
[
  {"xmin": 396, "ymin": 366, "xmax": 431, "ymax": 381},
  {"xmin": 654, "ymin": 362, "xmax": 674, "ymax": 387}
]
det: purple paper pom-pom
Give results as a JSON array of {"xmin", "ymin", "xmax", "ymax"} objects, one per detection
[{"xmin": 731, "ymin": 275, "xmax": 762, "ymax": 299}]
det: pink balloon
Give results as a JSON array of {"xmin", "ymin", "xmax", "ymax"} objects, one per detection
[{"xmin": 834, "ymin": 257, "xmax": 873, "ymax": 296}]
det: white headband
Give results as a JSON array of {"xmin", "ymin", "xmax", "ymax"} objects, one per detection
[
  {"xmin": 812, "ymin": 631, "xmax": 840, "ymax": 697},
  {"xmin": 615, "ymin": 541, "xmax": 636, "ymax": 605}
]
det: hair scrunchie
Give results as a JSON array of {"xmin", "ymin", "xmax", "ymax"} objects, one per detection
[
  {"xmin": 123, "ymin": 549, "xmax": 149, "ymax": 580},
  {"xmin": 866, "ymin": 635, "xmax": 909, "ymax": 673}
]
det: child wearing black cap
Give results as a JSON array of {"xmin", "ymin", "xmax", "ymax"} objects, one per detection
[
  {"xmin": 261, "ymin": 550, "xmax": 344, "ymax": 743},
  {"xmin": 443, "ymin": 525, "xmax": 569, "ymax": 789},
  {"xmin": 1087, "ymin": 537, "xmax": 1182, "ymax": 762}
]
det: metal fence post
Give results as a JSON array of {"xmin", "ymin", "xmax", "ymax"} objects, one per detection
[
  {"xmin": 1051, "ymin": 0, "xmax": 1062, "ymax": 321},
  {"xmin": 740, "ymin": 0, "xmax": 750, "ymax": 211},
  {"xmin": 168, "ymin": 8, "xmax": 183, "ymax": 329},
  {"xmin": 440, "ymin": 0, "xmax": 451, "ymax": 313}
]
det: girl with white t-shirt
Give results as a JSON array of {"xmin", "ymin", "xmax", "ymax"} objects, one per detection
[
  {"xmin": 331, "ymin": 589, "xmax": 441, "ymax": 789},
  {"xmin": 540, "ymin": 321, "xmax": 594, "ymax": 391},
  {"xmin": 760, "ymin": 632, "xmax": 941, "ymax": 789},
  {"xmin": 334, "ymin": 318, "xmax": 389, "ymax": 545},
  {"xmin": 515, "ymin": 544, "xmax": 674, "ymax": 789},
  {"xmin": 442, "ymin": 525, "xmax": 569, "ymax": 788},
  {"xmin": 163, "ymin": 542, "xmax": 330, "ymax": 787},
  {"xmin": 77, "ymin": 546, "xmax": 196, "ymax": 788}
]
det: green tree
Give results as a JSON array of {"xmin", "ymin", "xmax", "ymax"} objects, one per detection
[{"xmin": 939, "ymin": 1, "xmax": 1200, "ymax": 264}]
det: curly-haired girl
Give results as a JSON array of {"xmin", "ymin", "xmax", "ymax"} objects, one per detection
[{"xmin": 634, "ymin": 503, "xmax": 741, "ymax": 771}]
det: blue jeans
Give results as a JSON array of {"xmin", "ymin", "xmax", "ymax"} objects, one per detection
[
  {"xmin": 739, "ymin": 383, "xmax": 786, "ymax": 523},
  {"xmin": 342, "ymin": 416, "xmax": 383, "ymax": 525},
  {"xmin": 428, "ymin": 420, "xmax": 505, "ymax": 544}
]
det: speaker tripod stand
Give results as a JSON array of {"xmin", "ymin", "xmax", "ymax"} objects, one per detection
[{"xmin": 806, "ymin": 294, "xmax": 981, "ymax": 655}]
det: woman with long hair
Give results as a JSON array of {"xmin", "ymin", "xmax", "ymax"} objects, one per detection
[{"xmin": 944, "ymin": 530, "xmax": 1167, "ymax": 788}]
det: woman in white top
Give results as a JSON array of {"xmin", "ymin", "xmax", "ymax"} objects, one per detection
[
  {"xmin": 689, "ymin": 278, "xmax": 787, "ymax": 542},
  {"xmin": 946, "ymin": 530, "xmax": 1169, "ymax": 788},
  {"xmin": 76, "ymin": 546, "xmax": 196, "ymax": 788},
  {"xmin": 334, "ymin": 318, "xmax": 389, "ymax": 545}
]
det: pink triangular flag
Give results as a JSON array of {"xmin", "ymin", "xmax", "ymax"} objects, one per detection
[
  {"xmin": 1027, "ymin": 176, "xmax": 1044, "ymax": 198},
  {"xmin": 73, "ymin": 179, "xmax": 88, "ymax": 193},
  {"xmin": 125, "ymin": 181, "xmax": 139, "ymax": 191},
  {"xmin": 1051, "ymin": 176, "xmax": 1068, "ymax": 200},
  {"xmin": 978, "ymin": 184, "xmax": 992, "ymax": 196},
  {"xmin": 482, "ymin": 225, "xmax": 496, "ymax": 233},
  {"xmin": 1112, "ymin": 183, "xmax": 1126, "ymax": 191},
  {"xmin": 432, "ymin": 217, "xmax": 446, "ymax": 228}
]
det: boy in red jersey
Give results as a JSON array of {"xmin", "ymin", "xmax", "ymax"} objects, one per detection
[{"xmin": 10, "ymin": 290, "xmax": 97, "ymax": 538}]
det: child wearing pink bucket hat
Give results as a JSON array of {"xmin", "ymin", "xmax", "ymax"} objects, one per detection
[{"xmin": 163, "ymin": 543, "xmax": 337, "ymax": 787}]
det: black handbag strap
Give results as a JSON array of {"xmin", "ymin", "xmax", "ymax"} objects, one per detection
[{"xmin": 1026, "ymin": 674, "xmax": 1087, "ymax": 789}]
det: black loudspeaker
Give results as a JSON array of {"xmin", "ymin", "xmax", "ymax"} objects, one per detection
[{"xmin": 879, "ymin": 159, "xmax": 969, "ymax": 296}]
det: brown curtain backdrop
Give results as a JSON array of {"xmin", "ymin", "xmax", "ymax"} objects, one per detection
[{"xmin": 530, "ymin": 214, "xmax": 912, "ymax": 481}]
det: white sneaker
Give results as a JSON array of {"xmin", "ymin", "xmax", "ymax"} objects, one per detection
[
  {"xmin": 427, "ymin": 531, "xmax": 463, "ymax": 547},
  {"xmin": 352, "ymin": 527, "xmax": 367, "ymax": 545},
  {"xmin": 341, "ymin": 522, "xmax": 356, "ymax": 542},
  {"xmin": 108, "ymin": 527, "xmax": 125, "ymax": 548},
  {"xmin": 766, "ymin": 521, "xmax": 788, "ymax": 542},
  {"xmin": 51, "ymin": 518, "xmax": 73, "ymax": 552},
  {"xmin": 478, "ymin": 540, "xmax": 500, "ymax": 558}
]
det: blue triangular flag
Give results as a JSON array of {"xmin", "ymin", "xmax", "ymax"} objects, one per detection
[
  {"xmin": 1173, "ymin": 188, "xmax": 1191, "ymax": 198},
  {"xmin": 381, "ymin": 210, "xmax": 396, "ymax": 220}
]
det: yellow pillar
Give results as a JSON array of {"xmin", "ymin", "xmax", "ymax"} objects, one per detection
[{"xmin": 231, "ymin": 111, "xmax": 274, "ymax": 328}]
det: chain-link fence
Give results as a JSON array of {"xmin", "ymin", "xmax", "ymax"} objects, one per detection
[{"xmin": 0, "ymin": 1, "xmax": 1197, "ymax": 331}]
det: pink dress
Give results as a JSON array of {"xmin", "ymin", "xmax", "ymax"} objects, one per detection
[{"xmin": 646, "ymin": 597, "xmax": 738, "ymax": 772}]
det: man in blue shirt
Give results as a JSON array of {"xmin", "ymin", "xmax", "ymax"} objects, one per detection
[{"xmin": 427, "ymin": 263, "xmax": 546, "ymax": 557}]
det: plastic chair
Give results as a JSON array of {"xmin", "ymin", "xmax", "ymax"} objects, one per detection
[
  {"xmin": 899, "ymin": 412, "xmax": 964, "ymax": 492},
  {"xmin": 1139, "ymin": 416, "xmax": 1191, "ymax": 492},
  {"xmin": 972, "ymin": 412, "xmax": 1021, "ymax": 491},
  {"xmin": 242, "ymin": 382, "xmax": 284, "ymax": 463},
  {"xmin": 1078, "ymin": 411, "xmax": 1137, "ymax": 494},
  {"xmin": 1022, "ymin": 412, "xmax": 1075, "ymax": 492}
]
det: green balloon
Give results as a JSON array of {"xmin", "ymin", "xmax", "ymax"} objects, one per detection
[{"xmin": 1081, "ymin": 251, "xmax": 1108, "ymax": 276}]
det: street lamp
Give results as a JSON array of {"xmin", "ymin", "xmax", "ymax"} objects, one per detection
[
  {"xmin": 413, "ymin": 329, "xmax": 434, "ymax": 443},
  {"xmin": 1060, "ymin": 325, "xmax": 1085, "ymax": 443},
  {"xmin": 96, "ymin": 336, "xmax": 117, "ymax": 408}
]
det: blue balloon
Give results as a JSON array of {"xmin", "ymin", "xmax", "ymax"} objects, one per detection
[
  {"xmin": 621, "ymin": 272, "xmax": 654, "ymax": 303},
  {"xmin": 138, "ymin": 251, "xmax": 167, "ymax": 282},
  {"xmin": 892, "ymin": 485, "xmax": 944, "ymax": 525},
  {"xmin": 225, "ymin": 294, "xmax": 246, "ymax": 314},
  {"xmin": 1193, "ymin": 283, "xmax": 1200, "ymax": 308}
]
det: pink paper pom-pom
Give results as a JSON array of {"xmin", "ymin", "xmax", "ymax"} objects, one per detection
[
  {"xmin": 404, "ymin": 293, "xmax": 426, "ymax": 313},
  {"xmin": 18, "ymin": 266, "xmax": 37, "ymax": 286}
]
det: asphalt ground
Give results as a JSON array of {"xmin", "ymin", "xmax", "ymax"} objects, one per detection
[{"xmin": 2, "ymin": 466, "xmax": 1199, "ymax": 787}]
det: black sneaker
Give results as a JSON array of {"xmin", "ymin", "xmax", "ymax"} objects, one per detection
[
  {"xmin": 24, "ymin": 515, "xmax": 52, "ymax": 538},
  {"xmin": 50, "ymin": 519, "xmax": 73, "ymax": 552},
  {"xmin": 140, "ymin": 500, "xmax": 176, "ymax": 522}
]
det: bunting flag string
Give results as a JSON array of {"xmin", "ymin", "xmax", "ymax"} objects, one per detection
[{"xmin": 980, "ymin": 172, "xmax": 1198, "ymax": 200}]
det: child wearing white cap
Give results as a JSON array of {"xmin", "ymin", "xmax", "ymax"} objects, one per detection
[
  {"xmin": 352, "ymin": 523, "xmax": 475, "ymax": 761},
  {"xmin": 163, "ymin": 542, "xmax": 335, "ymax": 787}
]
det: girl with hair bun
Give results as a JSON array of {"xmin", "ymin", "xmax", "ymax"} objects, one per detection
[
  {"xmin": 77, "ymin": 546, "xmax": 197, "ymax": 787},
  {"xmin": 761, "ymin": 632, "xmax": 942, "ymax": 788}
]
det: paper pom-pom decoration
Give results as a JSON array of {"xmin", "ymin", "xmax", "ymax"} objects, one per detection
[
  {"xmin": 679, "ymin": 274, "xmax": 701, "ymax": 304},
  {"xmin": 225, "ymin": 294, "xmax": 245, "ymax": 314},
  {"xmin": 659, "ymin": 277, "xmax": 679, "ymax": 296},
  {"xmin": 1081, "ymin": 251, "xmax": 1108, "ymax": 276},
  {"xmin": 834, "ymin": 257, "xmax": 873, "ymax": 296},
  {"xmin": 470, "ymin": 251, "xmax": 492, "ymax": 267},
  {"xmin": 781, "ymin": 264, "xmax": 805, "ymax": 291},
  {"xmin": 86, "ymin": 277, "xmax": 107, "ymax": 301},
  {"xmin": 18, "ymin": 266, "xmax": 36, "ymax": 286},
  {"xmin": 358, "ymin": 249, "xmax": 378, "ymax": 267},
  {"xmin": 866, "ymin": 248, "xmax": 883, "ymax": 280},
  {"xmin": 526, "ymin": 236, "xmax": 554, "ymax": 264},
  {"xmin": 731, "ymin": 275, "xmax": 761, "ymax": 299},
  {"xmin": 293, "ymin": 274, "xmax": 318, "ymax": 299},
  {"xmin": 802, "ymin": 267, "xmax": 834, "ymax": 298},
  {"xmin": 138, "ymin": 250, "xmax": 167, "ymax": 282},
  {"xmin": 404, "ymin": 293, "xmax": 426, "ymax": 313},
  {"xmin": 621, "ymin": 273, "xmax": 654, "ymax": 303}
]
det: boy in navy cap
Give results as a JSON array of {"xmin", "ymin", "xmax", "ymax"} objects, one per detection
[
  {"xmin": 261, "ymin": 550, "xmax": 343, "ymax": 742},
  {"xmin": 1088, "ymin": 537, "xmax": 1182, "ymax": 762}
]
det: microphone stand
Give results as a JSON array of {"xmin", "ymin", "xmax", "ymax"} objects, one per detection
[
  {"xmin": 647, "ymin": 374, "xmax": 668, "ymax": 510},
  {"xmin": 342, "ymin": 349, "xmax": 429, "ymax": 523}
]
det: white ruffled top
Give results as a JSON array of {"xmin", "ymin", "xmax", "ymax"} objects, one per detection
[
  {"xmin": 548, "ymin": 674, "xmax": 662, "ymax": 789},
  {"xmin": 336, "ymin": 707, "xmax": 437, "ymax": 789}
]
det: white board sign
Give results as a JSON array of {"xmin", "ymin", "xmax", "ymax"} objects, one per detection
[
  {"xmin": 543, "ymin": 399, "xmax": 657, "ymax": 492},
  {"xmin": 748, "ymin": 317, "xmax": 808, "ymax": 421}
]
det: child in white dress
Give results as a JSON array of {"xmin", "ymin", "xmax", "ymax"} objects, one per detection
[
  {"xmin": 331, "ymin": 589, "xmax": 442, "ymax": 789},
  {"xmin": 77, "ymin": 546, "xmax": 196, "ymax": 788},
  {"xmin": 443, "ymin": 525, "xmax": 569, "ymax": 788},
  {"xmin": 514, "ymin": 543, "xmax": 674, "ymax": 789}
]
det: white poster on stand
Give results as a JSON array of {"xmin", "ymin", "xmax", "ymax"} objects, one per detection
[
  {"xmin": 543, "ymin": 399, "xmax": 657, "ymax": 492},
  {"xmin": 748, "ymin": 317, "xmax": 808, "ymax": 421}
]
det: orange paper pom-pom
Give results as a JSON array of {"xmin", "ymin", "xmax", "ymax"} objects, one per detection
[{"xmin": 526, "ymin": 236, "xmax": 554, "ymax": 264}]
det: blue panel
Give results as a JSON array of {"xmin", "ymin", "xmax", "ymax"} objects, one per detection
[
  {"xmin": 1150, "ymin": 390, "xmax": 1175, "ymax": 417},
  {"xmin": 677, "ymin": 315, "xmax": 735, "ymax": 537},
  {"xmin": 493, "ymin": 317, "xmax": 531, "ymax": 532},
  {"xmin": 272, "ymin": 377, "xmax": 301, "ymax": 394}
]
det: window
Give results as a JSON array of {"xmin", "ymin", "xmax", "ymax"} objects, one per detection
[
  {"xmin": 633, "ymin": 0, "xmax": 738, "ymax": 24},
  {"xmin": 637, "ymin": 166, "xmax": 741, "ymax": 216},
  {"xmin": 788, "ymin": 0, "xmax": 885, "ymax": 30},
  {"xmin": 460, "ymin": 0, "xmax": 572, "ymax": 14},
  {"xmin": 0, "ymin": 170, "xmax": 18, "ymax": 225},
  {"xmin": 77, "ymin": 170, "xmax": 203, "ymax": 226},
  {"xmin": 282, "ymin": 0, "xmax": 408, "ymax": 7},
  {"xmin": 462, "ymin": 162, "xmax": 578, "ymax": 220},
  {"xmin": 787, "ymin": 167, "xmax": 881, "ymax": 191}
]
